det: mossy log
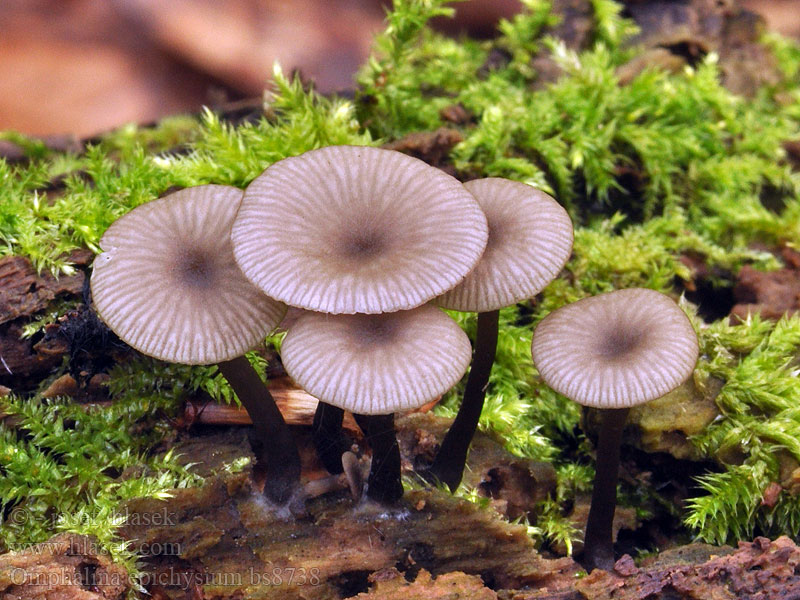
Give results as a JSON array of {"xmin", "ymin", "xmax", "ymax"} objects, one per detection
[
  {"xmin": 109, "ymin": 417, "xmax": 568, "ymax": 599},
  {"xmin": 7, "ymin": 415, "xmax": 800, "ymax": 599}
]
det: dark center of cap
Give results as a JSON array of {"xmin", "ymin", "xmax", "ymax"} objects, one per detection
[
  {"xmin": 351, "ymin": 314, "xmax": 399, "ymax": 347},
  {"xmin": 175, "ymin": 248, "xmax": 216, "ymax": 289},
  {"xmin": 596, "ymin": 326, "xmax": 647, "ymax": 360},
  {"xmin": 340, "ymin": 229, "xmax": 387, "ymax": 259}
]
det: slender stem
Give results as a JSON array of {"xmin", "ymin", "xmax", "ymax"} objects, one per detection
[
  {"xmin": 217, "ymin": 356, "xmax": 301, "ymax": 504},
  {"xmin": 353, "ymin": 413, "xmax": 404, "ymax": 503},
  {"xmin": 427, "ymin": 309, "xmax": 499, "ymax": 491},
  {"xmin": 312, "ymin": 402, "xmax": 350, "ymax": 474},
  {"xmin": 582, "ymin": 407, "xmax": 630, "ymax": 572}
]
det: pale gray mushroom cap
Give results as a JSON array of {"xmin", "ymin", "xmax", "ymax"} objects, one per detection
[
  {"xmin": 437, "ymin": 178, "xmax": 573, "ymax": 312},
  {"xmin": 232, "ymin": 145, "xmax": 489, "ymax": 314},
  {"xmin": 531, "ymin": 288, "xmax": 699, "ymax": 409},
  {"xmin": 91, "ymin": 185, "xmax": 287, "ymax": 365},
  {"xmin": 281, "ymin": 304, "xmax": 472, "ymax": 415}
]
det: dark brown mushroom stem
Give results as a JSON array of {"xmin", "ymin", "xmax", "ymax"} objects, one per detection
[
  {"xmin": 312, "ymin": 402, "xmax": 351, "ymax": 474},
  {"xmin": 217, "ymin": 355, "xmax": 301, "ymax": 504},
  {"xmin": 582, "ymin": 407, "xmax": 630, "ymax": 572},
  {"xmin": 353, "ymin": 413, "xmax": 404, "ymax": 503},
  {"xmin": 427, "ymin": 309, "xmax": 499, "ymax": 491}
]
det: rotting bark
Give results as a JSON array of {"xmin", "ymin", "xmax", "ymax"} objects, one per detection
[
  {"xmin": 570, "ymin": 536, "xmax": 800, "ymax": 600},
  {"xmin": 118, "ymin": 473, "xmax": 579, "ymax": 599},
  {"xmin": 107, "ymin": 420, "xmax": 572, "ymax": 599},
  {"xmin": 184, "ymin": 379, "xmax": 362, "ymax": 433},
  {"xmin": 381, "ymin": 127, "xmax": 464, "ymax": 173},
  {"xmin": 525, "ymin": 0, "xmax": 781, "ymax": 97},
  {"xmin": 7, "ymin": 419, "xmax": 800, "ymax": 599},
  {"xmin": 0, "ymin": 533, "xmax": 129, "ymax": 600},
  {"xmin": 0, "ymin": 251, "xmax": 92, "ymax": 325},
  {"xmin": 731, "ymin": 246, "xmax": 800, "ymax": 320},
  {"xmin": 353, "ymin": 568, "xmax": 498, "ymax": 600},
  {"xmin": 11, "ymin": 525, "xmax": 800, "ymax": 599},
  {"xmin": 0, "ymin": 251, "xmax": 93, "ymax": 388}
]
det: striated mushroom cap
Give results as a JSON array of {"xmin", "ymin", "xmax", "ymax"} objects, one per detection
[
  {"xmin": 281, "ymin": 304, "xmax": 472, "ymax": 414},
  {"xmin": 91, "ymin": 185, "xmax": 286, "ymax": 365},
  {"xmin": 531, "ymin": 288, "xmax": 698, "ymax": 409},
  {"xmin": 437, "ymin": 178, "xmax": 573, "ymax": 312},
  {"xmin": 232, "ymin": 145, "xmax": 489, "ymax": 314}
]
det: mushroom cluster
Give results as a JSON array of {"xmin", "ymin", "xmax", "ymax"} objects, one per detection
[
  {"xmin": 89, "ymin": 143, "xmax": 701, "ymax": 572},
  {"xmin": 232, "ymin": 145, "xmax": 488, "ymax": 502},
  {"xmin": 90, "ymin": 145, "xmax": 582, "ymax": 507}
]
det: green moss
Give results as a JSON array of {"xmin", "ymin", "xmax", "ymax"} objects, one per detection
[
  {"xmin": 684, "ymin": 315, "xmax": 800, "ymax": 544},
  {"xmin": 2, "ymin": 0, "xmax": 800, "ymax": 571},
  {"xmin": 0, "ymin": 348, "xmax": 275, "ymax": 581},
  {"xmin": 0, "ymin": 385, "xmax": 200, "ymax": 571}
]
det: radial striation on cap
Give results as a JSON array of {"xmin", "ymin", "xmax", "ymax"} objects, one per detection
[
  {"xmin": 281, "ymin": 304, "xmax": 472, "ymax": 414},
  {"xmin": 531, "ymin": 288, "xmax": 699, "ymax": 409},
  {"xmin": 437, "ymin": 178, "xmax": 573, "ymax": 312},
  {"xmin": 91, "ymin": 185, "xmax": 287, "ymax": 365},
  {"xmin": 232, "ymin": 145, "xmax": 489, "ymax": 314}
]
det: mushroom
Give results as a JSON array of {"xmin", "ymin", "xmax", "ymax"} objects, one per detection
[
  {"xmin": 427, "ymin": 178, "xmax": 573, "ymax": 491},
  {"xmin": 231, "ymin": 145, "xmax": 489, "ymax": 315},
  {"xmin": 90, "ymin": 184, "xmax": 301, "ymax": 504},
  {"xmin": 231, "ymin": 145, "xmax": 489, "ymax": 481},
  {"xmin": 531, "ymin": 288, "xmax": 699, "ymax": 571},
  {"xmin": 281, "ymin": 304, "xmax": 473, "ymax": 502}
]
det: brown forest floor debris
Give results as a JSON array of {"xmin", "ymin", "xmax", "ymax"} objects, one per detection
[
  {"xmin": 571, "ymin": 536, "xmax": 800, "ymax": 600},
  {"xmin": 731, "ymin": 246, "xmax": 800, "ymax": 320},
  {"xmin": 0, "ymin": 251, "xmax": 93, "ymax": 388},
  {"xmin": 11, "ymin": 503, "xmax": 800, "ymax": 599},
  {"xmin": 624, "ymin": 0, "xmax": 780, "ymax": 97},
  {"xmin": 381, "ymin": 128, "xmax": 464, "ymax": 174},
  {"xmin": 0, "ymin": 534, "xmax": 129, "ymax": 600},
  {"xmin": 354, "ymin": 568, "xmax": 498, "ymax": 599}
]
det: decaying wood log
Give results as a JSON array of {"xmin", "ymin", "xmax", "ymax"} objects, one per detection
[
  {"xmin": 0, "ymin": 252, "xmax": 92, "ymax": 326},
  {"xmin": 0, "ymin": 534, "xmax": 129, "ymax": 600},
  {"xmin": 353, "ymin": 568, "xmax": 497, "ymax": 599},
  {"xmin": 103, "ymin": 421, "xmax": 571, "ymax": 599},
  {"xmin": 7, "ymin": 417, "xmax": 800, "ymax": 599},
  {"xmin": 184, "ymin": 377, "xmax": 363, "ymax": 432},
  {"xmin": 118, "ymin": 474, "xmax": 579, "ymax": 599},
  {"xmin": 182, "ymin": 379, "xmax": 439, "ymax": 432},
  {"xmin": 0, "ymin": 251, "xmax": 92, "ymax": 388}
]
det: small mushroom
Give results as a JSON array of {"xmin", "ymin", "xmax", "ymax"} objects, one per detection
[
  {"xmin": 341, "ymin": 451, "xmax": 365, "ymax": 501},
  {"xmin": 531, "ymin": 288, "xmax": 698, "ymax": 571},
  {"xmin": 281, "ymin": 304, "xmax": 472, "ymax": 503},
  {"xmin": 90, "ymin": 185, "xmax": 301, "ymax": 504},
  {"xmin": 232, "ymin": 145, "xmax": 489, "ymax": 478},
  {"xmin": 428, "ymin": 178, "xmax": 573, "ymax": 491}
]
